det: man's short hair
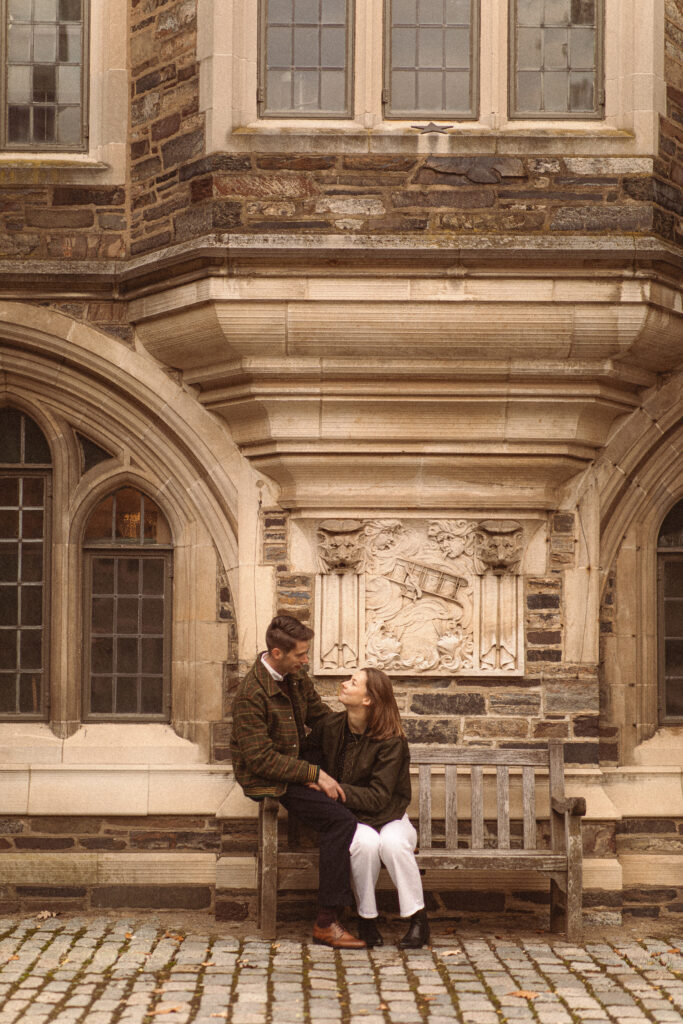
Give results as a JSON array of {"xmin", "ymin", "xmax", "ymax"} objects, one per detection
[{"xmin": 266, "ymin": 614, "xmax": 314, "ymax": 653}]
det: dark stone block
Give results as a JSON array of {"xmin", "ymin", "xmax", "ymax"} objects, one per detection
[
  {"xmin": 190, "ymin": 176, "xmax": 213, "ymax": 202},
  {"xmin": 343, "ymin": 156, "xmax": 418, "ymax": 171},
  {"xmin": 623, "ymin": 177, "xmax": 654, "ymax": 201},
  {"xmin": 131, "ymin": 155, "xmax": 163, "ymax": 182},
  {"xmin": 402, "ymin": 719, "xmax": 459, "ymax": 744},
  {"xmin": 52, "ymin": 186, "xmax": 125, "ymax": 206},
  {"xmin": 617, "ymin": 819, "xmax": 677, "ymax": 833},
  {"xmin": 14, "ymin": 837, "xmax": 75, "ymax": 850},
  {"xmin": 549, "ymin": 204, "xmax": 652, "ymax": 232},
  {"xmin": 653, "ymin": 178, "xmax": 683, "ymax": 214},
  {"xmin": 25, "ymin": 208, "xmax": 94, "ymax": 228},
  {"xmin": 30, "ymin": 817, "xmax": 102, "ymax": 834},
  {"xmin": 91, "ymin": 885, "xmax": 212, "ymax": 910},
  {"xmin": 78, "ymin": 838, "xmax": 127, "ymax": 851},
  {"xmin": 562, "ymin": 741, "xmax": 599, "ymax": 764},
  {"xmin": 16, "ymin": 886, "xmax": 87, "ymax": 898},
  {"xmin": 527, "ymin": 594, "xmax": 561, "ymax": 609},
  {"xmin": 526, "ymin": 649, "xmax": 562, "ymax": 662},
  {"xmin": 215, "ymin": 898, "xmax": 250, "ymax": 921},
  {"xmin": 152, "ymin": 112, "xmax": 182, "ymax": 142},
  {"xmin": 393, "ymin": 190, "xmax": 495, "ymax": 209},
  {"xmin": 180, "ymin": 155, "xmax": 252, "ymax": 181},
  {"xmin": 256, "ymin": 156, "xmax": 337, "ymax": 171},
  {"xmin": 574, "ymin": 715, "xmax": 600, "ymax": 737},
  {"xmin": 624, "ymin": 887, "xmax": 678, "ymax": 902},
  {"xmin": 212, "ymin": 200, "xmax": 242, "ymax": 229},
  {"xmin": 552, "ymin": 514, "xmax": 575, "ymax": 533},
  {"xmin": 411, "ymin": 693, "xmax": 485, "ymax": 715},
  {"xmin": 130, "ymin": 230, "xmax": 173, "ymax": 255},
  {"xmin": 623, "ymin": 905, "xmax": 660, "ymax": 918},
  {"xmin": 161, "ymin": 128, "xmax": 204, "ymax": 169},
  {"xmin": 440, "ymin": 890, "xmax": 506, "ymax": 912},
  {"xmin": 0, "ymin": 820, "xmax": 24, "ymax": 834},
  {"xmin": 583, "ymin": 890, "xmax": 623, "ymax": 908},
  {"xmin": 490, "ymin": 693, "xmax": 542, "ymax": 715},
  {"xmin": 527, "ymin": 630, "xmax": 562, "ymax": 645}
]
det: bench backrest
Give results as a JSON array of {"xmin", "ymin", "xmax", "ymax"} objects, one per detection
[{"xmin": 410, "ymin": 739, "xmax": 567, "ymax": 853}]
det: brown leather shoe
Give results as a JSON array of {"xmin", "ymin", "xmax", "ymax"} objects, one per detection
[{"xmin": 312, "ymin": 920, "xmax": 366, "ymax": 949}]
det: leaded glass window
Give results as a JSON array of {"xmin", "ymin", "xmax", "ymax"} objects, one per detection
[
  {"xmin": 384, "ymin": 0, "xmax": 478, "ymax": 119},
  {"xmin": 2, "ymin": 0, "xmax": 88, "ymax": 149},
  {"xmin": 658, "ymin": 502, "xmax": 683, "ymax": 723},
  {"xmin": 0, "ymin": 408, "xmax": 50, "ymax": 718},
  {"xmin": 510, "ymin": 0, "xmax": 603, "ymax": 118},
  {"xmin": 83, "ymin": 488, "xmax": 172, "ymax": 720},
  {"xmin": 259, "ymin": 0, "xmax": 354, "ymax": 117}
]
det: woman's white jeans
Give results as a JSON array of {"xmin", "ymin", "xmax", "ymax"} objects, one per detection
[{"xmin": 349, "ymin": 813, "xmax": 425, "ymax": 919}]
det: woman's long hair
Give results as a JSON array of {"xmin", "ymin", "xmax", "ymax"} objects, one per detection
[{"xmin": 362, "ymin": 667, "xmax": 406, "ymax": 741}]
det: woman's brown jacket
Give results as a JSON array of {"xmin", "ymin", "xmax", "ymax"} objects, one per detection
[{"xmin": 303, "ymin": 711, "xmax": 411, "ymax": 830}]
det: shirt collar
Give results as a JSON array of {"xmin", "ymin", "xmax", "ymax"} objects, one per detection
[{"xmin": 261, "ymin": 652, "xmax": 284, "ymax": 682}]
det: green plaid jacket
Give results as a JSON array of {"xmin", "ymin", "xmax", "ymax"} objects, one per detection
[{"xmin": 230, "ymin": 655, "xmax": 331, "ymax": 798}]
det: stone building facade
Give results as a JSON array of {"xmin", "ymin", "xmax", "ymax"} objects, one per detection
[{"xmin": 0, "ymin": 0, "xmax": 682, "ymax": 924}]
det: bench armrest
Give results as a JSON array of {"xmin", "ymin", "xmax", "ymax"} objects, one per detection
[{"xmin": 551, "ymin": 795, "xmax": 586, "ymax": 818}]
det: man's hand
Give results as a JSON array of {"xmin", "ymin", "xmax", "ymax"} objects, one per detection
[{"xmin": 317, "ymin": 769, "xmax": 346, "ymax": 802}]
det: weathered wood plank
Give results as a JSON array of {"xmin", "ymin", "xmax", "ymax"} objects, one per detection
[
  {"xmin": 497, "ymin": 766, "xmax": 510, "ymax": 850},
  {"xmin": 522, "ymin": 766, "xmax": 536, "ymax": 850},
  {"xmin": 419, "ymin": 764, "xmax": 432, "ymax": 850},
  {"xmin": 416, "ymin": 851, "xmax": 568, "ymax": 872},
  {"xmin": 471, "ymin": 766, "xmax": 484, "ymax": 849},
  {"xmin": 445, "ymin": 764, "xmax": 458, "ymax": 850},
  {"xmin": 257, "ymin": 797, "xmax": 279, "ymax": 940},
  {"xmin": 410, "ymin": 747, "xmax": 549, "ymax": 766}
]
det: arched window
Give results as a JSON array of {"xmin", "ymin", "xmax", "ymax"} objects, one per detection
[
  {"xmin": 0, "ymin": 407, "xmax": 51, "ymax": 718},
  {"xmin": 83, "ymin": 487, "xmax": 172, "ymax": 720},
  {"xmin": 658, "ymin": 501, "xmax": 683, "ymax": 723}
]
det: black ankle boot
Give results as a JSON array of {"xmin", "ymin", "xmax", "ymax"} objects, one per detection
[
  {"xmin": 398, "ymin": 908, "xmax": 430, "ymax": 949},
  {"xmin": 358, "ymin": 917, "xmax": 384, "ymax": 948}
]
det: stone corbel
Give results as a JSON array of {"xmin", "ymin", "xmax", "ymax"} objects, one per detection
[{"xmin": 315, "ymin": 520, "xmax": 366, "ymax": 672}]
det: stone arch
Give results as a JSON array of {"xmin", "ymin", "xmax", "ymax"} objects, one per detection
[
  {"xmin": 0, "ymin": 303, "xmax": 244, "ymax": 752},
  {"xmin": 591, "ymin": 371, "xmax": 683, "ymax": 762}
]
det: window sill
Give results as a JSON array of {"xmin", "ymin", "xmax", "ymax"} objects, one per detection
[
  {"xmin": 226, "ymin": 123, "xmax": 639, "ymax": 157},
  {"xmin": 0, "ymin": 723, "xmax": 201, "ymax": 765},
  {"xmin": 0, "ymin": 156, "xmax": 113, "ymax": 186}
]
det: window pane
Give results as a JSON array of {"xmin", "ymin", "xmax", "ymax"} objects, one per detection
[
  {"xmin": 22, "ymin": 544, "xmax": 43, "ymax": 582},
  {"xmin": 117, "ymin": 637, "xmax": 139, "ymax": 675},
  {"xmin": 117, "ymin": 558, "xmax": 139, "ymax": 595},
  {"xmin": 142, "ymin": 597, "xmax": 164, "ymax": 634},
  {"xmin": 20, "ymin": 630, "xmax": 41, "ymax": 669},
  {"xmin": 141, "ymin": 678, "xmax": 164, "ymax": 715},
  {"xmin": 512, "ymin": 0, "xmax": 600, "ymax": 117},
  {"xmin": 91, "ymin": 676, "xmax": 113, "ymax": 713},
  {"xmin": 117, "ymin": 597, "xmax": 139, "ymax": 634},
  {"xmin": 18, "ymin": 674, "xmax": 41, "ymax": 713},
  {"xmin": 143, "ymin": 559, "xmax": 165, "ymax": 595},
  {"xmin": 21, "ymin": 586, "xmax": 43, "ymax": 626},
  {"xmin": 0, "ymin": 637, "xmax": 16, "ymax": 670},
  {"xmin": 387, "ymin": 0, "xmax": 476, "ymax": 116},
  {"xmin": 92, "ymin": 637, "xmax": 113, "ymax": 673},
  {"xmin": 22, "ymin": 477, "xmax": 44, "ymax": 504},
  {"xmin": 23, "ymin": 510, "xmax": 43, "ymax": 539},
  {"xmin": 0, "ymin": 587, "xmax": 18, "ymax": 626},
  {"xmin": 0, "ymin": 479, "xmax": 19, "ymax": 505},
  {"xmin": 142, "ymin": 637, "xmax": 164, "ymax": 673},
  {"xmin": 666, "ymin": 684, "xmax": 683, "ymax": 718},
  {"xmin": 92, "ymin": 556, "xmax": 114, "ymax": 592},
  {"xmin": 0, "ymin": 678, "xmax": 15, "ymax": 712},
  {"xmin": 0, "ymin": 546, "xmax": 18, "ymax": 582},
  {"xmin": 115, "ymin": 488, "xmax": 143, "ymax": 541},
  {"xmin": 262, "ymin": 0, "xmax": 350, "ymax": 115},
  {"xmin": 85, "ymin": 497, "xmax": 114, "ymax": 541},
  {"xmin": 0, "ymin": 511, "xmax": 18, "ymax": 536},
  {"xmin": 91, "ymin": 597, "xmax": 114, "ymax": 634},
  {"xmin": 116, "ymin": 677, "xmax": 138, "ymax": 714},
  {"xmin": 4, "ymin": 0, "xmax": 86, "ymax": 149}
]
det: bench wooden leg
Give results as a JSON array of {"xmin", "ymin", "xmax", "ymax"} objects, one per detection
[
  {"xmin": 565, "ymin": 817, "xmax": 583, "ymax": 942},
  {"xmin": 257, "ymin": 797, "xmax": 279, "ymax": 940}
]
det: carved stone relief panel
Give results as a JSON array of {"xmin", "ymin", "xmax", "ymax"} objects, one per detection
[{"xmin": 314, "ymin": 518, "xmax": 526, "ymax": 676}]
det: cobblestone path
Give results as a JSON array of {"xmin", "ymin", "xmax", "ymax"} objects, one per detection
[{"xmin": 1, "ymin": 915, "xmax": 683, "ymax": 1024}]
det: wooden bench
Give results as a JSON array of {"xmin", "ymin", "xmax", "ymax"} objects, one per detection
[{"xmin": 256, "ymin": 738, "xmax": 586, "ymax": 941}]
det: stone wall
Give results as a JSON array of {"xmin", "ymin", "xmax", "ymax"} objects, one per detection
[
  {"xmin": 662, "ymin": 0, "xmax": 683, "ymax": 247},
  {"xmin": 129, "ymin": 0, "xmax": 205, "ymax": 256}
]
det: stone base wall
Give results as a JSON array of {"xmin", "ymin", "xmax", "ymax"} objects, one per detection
[{"xmin": 0, "ymin": 815, "xmax": 221, "ymax": 853}]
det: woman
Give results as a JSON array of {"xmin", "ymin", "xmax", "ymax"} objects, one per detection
[{"xmin": 305, "ymin": 667, "xmax": 429, "ymax": 949}]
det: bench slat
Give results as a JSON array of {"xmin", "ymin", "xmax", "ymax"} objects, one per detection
[
  {"xmin": 497, "ymin": 766, "xmax": 510, "ymax": 850},
  {"xmin": 410, "ymin": 747, "xmax": 550, "ymax": 766},
  {"xmin": 523, "ymin": 766, "xmax": 536, "ymax": 849},
  {"xmin": 445, "ymin": 764, "xmax": 458, "ymax": 850},
  {"xmin": 471, "ymin": 766, "xmax": 484, "ymax": 849},
  {"xmin": 416, "ymin": 851, "xmax": 568, "ymax": 872},
  {"xmin": 419, "ymin": 764, "xmax": 432, "ymax": 850}
]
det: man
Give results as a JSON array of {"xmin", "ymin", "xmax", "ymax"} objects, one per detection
[{"xmin": 231, "ymin": 613, "xmax": 365, "ymax": 948}]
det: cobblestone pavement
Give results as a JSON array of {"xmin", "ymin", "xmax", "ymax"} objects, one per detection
[{"xmin": 2, "ymin": 914, "xmax": 683, "ymax": 1024}]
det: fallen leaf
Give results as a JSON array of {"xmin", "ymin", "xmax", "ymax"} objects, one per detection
[
  {"xmin": 509, "ymin": 991, "xmax": 539, "ymax": 1000},
  {"xmin": 440, "ymin": 949, "xmax": 462, "ymax": 957},
  {"xmin": 7, "ymin": 956, "xmax": 19, "ymax": 962},
  {"xmin": 379, "ymin": 1003, "xmax": 388, "ymax": 1010},
  {"xmin": 125, "ymin": 932, "xmax": 134, "ymax": 939},
  {"xmin": 35, "ymin": 910, "xmax": 57, "ymax": 920},
  {"xmin": 668, "ymin": 949, "xmax": 681, "ymax": 954},
  {"xmin": 201, "ymin": 961, "xmax": 215, "ymax": 967},
  {"xmin": 59, "ymin": 957, "xmax": 70, "ymax": 965},
  {"xmin": 148, "ymin": 1007, "xmax": 184, "ymax": 1016},
  {"xmin": 210, "ymin": 1014, "xmax": 228, "ymax": 1019}
]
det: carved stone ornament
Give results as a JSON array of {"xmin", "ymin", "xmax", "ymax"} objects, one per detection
[
  {"xmin": 473, "ymin": 519, "xmax": 524, "ymax": 575},
  {"xmin": 314, "ymin": 517, "xmax": 526, "ymax": 676},
  {"xmin": 317, "ymin": 519, "xmax": 366, "ymax": 574}
]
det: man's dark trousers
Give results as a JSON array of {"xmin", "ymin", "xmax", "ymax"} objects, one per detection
[{"xmin": 279, "ymin": 785, "xmax": 357, "ymax": 908}]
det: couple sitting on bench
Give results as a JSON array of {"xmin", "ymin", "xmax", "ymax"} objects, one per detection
[{"xmin": 231, "ymin": 613, "xmax": 430, "ymax": 950}]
